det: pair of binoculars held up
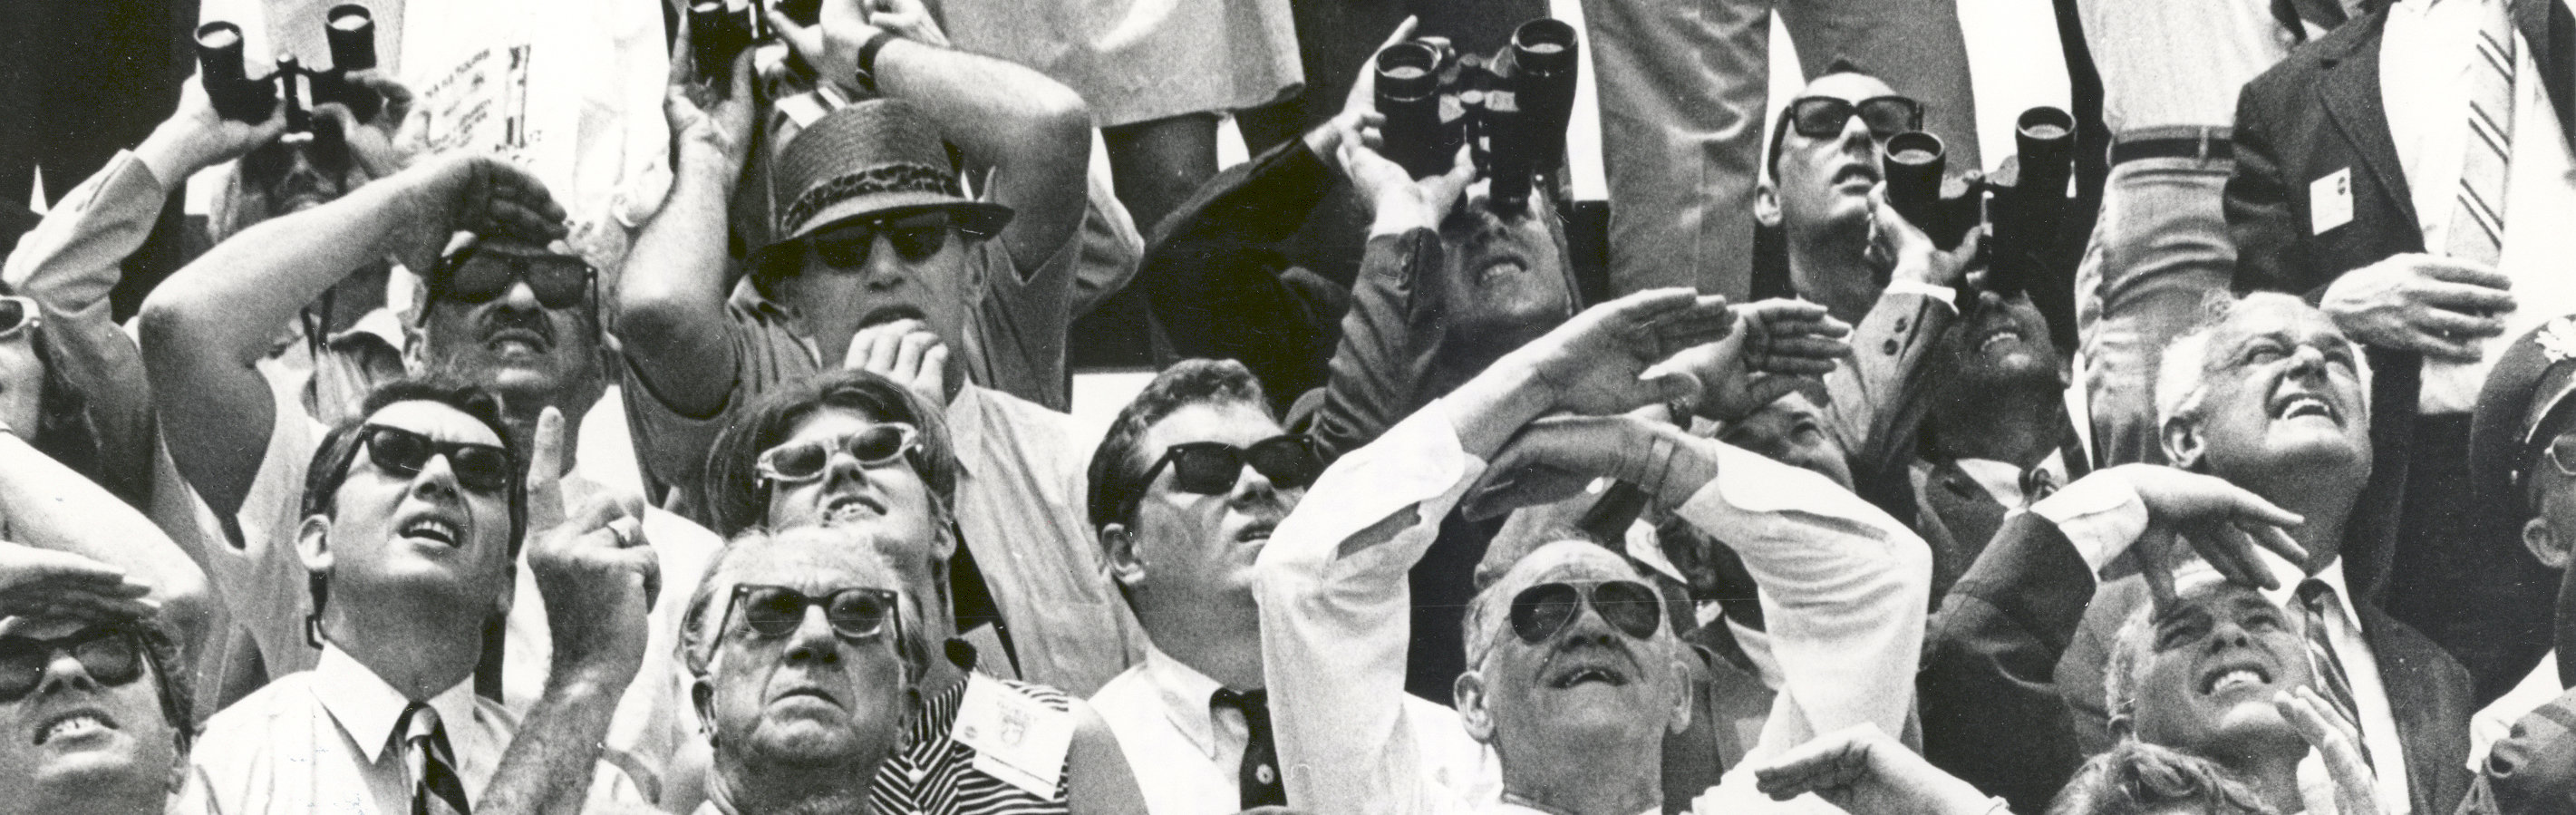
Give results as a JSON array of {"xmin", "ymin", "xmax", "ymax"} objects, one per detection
[
  {"xmin": 197, "ymin": 4, "xmax": 382, "ymax": 132},
  {"xmin": 690, "ymin": 0, "xmax": 823, "ymax": 86},
  {"xmin": 1880, "ymin": 107, "xmax": 2076, "ymax": 296},
  {"xmin": 1373, "ymin": 18, "xmax": 1582, "ymax": 215}
]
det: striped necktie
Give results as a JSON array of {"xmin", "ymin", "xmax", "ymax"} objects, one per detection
[
  {"xmin": 2451, "ymin": 0, "xmax": 2520, "ymax": 267},
  {"xmin": 2294, "ymin": 580, "xmax": 2375, "ymax": 769},
  {"xmin": 399, "ymin": 702, "xmax": 473, "ymax": 815}
]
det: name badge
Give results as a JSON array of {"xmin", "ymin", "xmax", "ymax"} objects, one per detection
[
  {"xmin": 2310, "ymin": 168, "xmax": 2355, "ymax": 235},
  {"xmin": 953, "ymin": 674, "xmax": 1075, "ymax": 797}
]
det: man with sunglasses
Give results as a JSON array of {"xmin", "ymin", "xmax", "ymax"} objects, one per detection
[
  {"xmin": 1251, "ymin": 286, "xmax": 1927, "ymax": 815},
  {"xmin": 1080, "ymin": 359, "xmax": 1496, "ymax": 815},
  {"xmin": 1756, "ymin": 67, "xmax": 1935, "ymax": 329},
  {"xmin": 0, "ymin": 614, "xmax": 193, "ymax": 815}
]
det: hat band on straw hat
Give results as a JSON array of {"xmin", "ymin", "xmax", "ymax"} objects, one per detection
[{"xmin": 776, "ymin": 162, "xmax": 962, "ymax": 235}]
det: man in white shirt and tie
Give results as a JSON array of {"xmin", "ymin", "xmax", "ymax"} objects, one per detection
[{"xmin": 1082, "ymin": 359, "xmax": 1497, "ymax": 815}]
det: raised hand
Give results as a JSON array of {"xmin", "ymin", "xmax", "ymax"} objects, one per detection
[
  {"xmin": 522, "ymin": 408, "xmax": 657, "ymax": 686},
  {"xmin": 2279, "ymin": 686, "xmax": 2383, "ymax": 815},
  {"xmin": 666, "ymin": 8, "xmax": 760, "ymax": 173},
  {"xmin": 767, "ymin": 0, "xmax": 884, "ymax": 97},
  {"xmin": 2320, "ymin": 253, "xmax": 2514, "ymax": 362},
  {"xmin": 2092, "ymin": 464, "xmax": 2309, "ymax": 608},
  {"xmin": 137, "ymin": 73, "xmax": 289, "ymax": 185},
  {"xmin": 845, "ymin": 318, "xmax": 949, "ymax": 406},
  {"xmin": 1659, "ymin": 298, "xmax": 1852, "ymax": 422},
  {"xmin": 382, "ymin": 153, "xmax": 569, "ymax": 277},
  {"xmin": 1508, "ymin": 288, "xmax": 1739, "ymax": 417},
  {"xmin": 1865, "ymin": 185, "xmax": 1981, "ymax": 288},
  {"xmin": 1752, "ymin": 723, "xmax": 1998, "ymax": 815},
  {"xmin": 313, "ymin": 69, "xmax": 419, "ymax": 179},
  {"xmin": 860, "ymin": 0, "xmax": 950, "ymax": 47},
  {"xmin": 1465, "ymin": 414, "xmax": 1694, "ymax": 520},
  {"xmin": 0, "ymin": 542, "xmax": 157, "ymax": 625}
]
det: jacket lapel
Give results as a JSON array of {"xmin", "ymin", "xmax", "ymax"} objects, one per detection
[{"xmin": 2317, "ymin": 12, "xmax": 2423, "ymax": 228}]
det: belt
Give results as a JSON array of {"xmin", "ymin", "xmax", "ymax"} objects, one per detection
[{"xmin": 2111, "ymin": 135, "xmax": 2233, "ymax": 164}]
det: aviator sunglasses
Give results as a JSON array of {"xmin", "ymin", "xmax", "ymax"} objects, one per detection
[{"xmin": 1508, "ymin": 579, "xmax": 1666, "ymax": 644}]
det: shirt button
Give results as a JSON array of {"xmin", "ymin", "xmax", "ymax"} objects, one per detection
[
  {"xmin": 1256, "ymin": 765, "xmax": 1276, "ymax": 784},
  {"xmin": 1893, "ymin": 317, "xmax": 1909, "ymax": 332},
  {"xmin": 1883, "ymin": 338, "xmax": 1901, "ymax": 355}
]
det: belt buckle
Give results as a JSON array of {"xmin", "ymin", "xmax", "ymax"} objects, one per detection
[{"xmin": 2194, "ymin": 128, "xmax": 2214, "ymax": 161}]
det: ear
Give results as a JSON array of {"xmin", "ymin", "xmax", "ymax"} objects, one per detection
[
  {"xmin": 1754, "ymin": 179, "xmax": 1783, "ymax": 229},
  {"xmin": 1101, "ymin": 524, "xmax": 1147, "ymax": 591},
  {"xmin": 402, "ymin": 324, "xmax": 428, "ymax": 371},
  {"xmin": 2108, "ymin": 711, "xmax": 2135, "ymax": 741},
  {"xmin": 2160, "ymin": 414, "xmax": 2205, "ymax": 471},
  {"xmin": 296, "ymin": 515, "xmax": 336, "ymax": 574},
  {"xmin": 2526, "ymin": 517, "xmax": 2572, "ymax": 569},
  {"xmin": 1454, "ymin": 669, "xmax": 1496, "ymax": 745},
  {"xmin": 692, "ymin": 678, "xmax": 718, "ymax": 738},
  {"xmin": 1664, "ymin": 654, "xmax": 1695, "ymax": 735}
]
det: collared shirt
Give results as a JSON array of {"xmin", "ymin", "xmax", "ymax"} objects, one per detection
[
  {"xmin": 2077, "ymin": 0, "xmax": 2294, "ymax": 132},
  {"xmin": 1254, "ymin": 400, "xmax": 1931, "ymax": 815},
  {"xmin": 261, "ymin": 304, "xmax": 410, "ymax": 429},
  {"xmin": 2470, "ymin": 648, "xmax": 2562, "ymax": 770},
  {"xmin": 1089, "ymin": 643, "xmax": 1495, "ymax": 815},
  {"xmin": 2382, "ymin": 0, "xmax": 2576, "ymax": 412},
  {"xmin": 2030, "ymin": 475, "xmax": 2416, "ymax": 811},
  {"xmin": 872, "ymin": 643, "xmax": 1080, "ymax": 815},
  {"xmin": 0, "ymin": 148, "xmax": 169, "ymax": 507},
  {"xmin": 175, "ymin": 645, "xmax": 514, "ymax": 814}
]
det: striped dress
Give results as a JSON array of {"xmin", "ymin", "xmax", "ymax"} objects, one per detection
[{"xmin": 870, "ymin": 672, "xmax": 1077, "ymax": 815}]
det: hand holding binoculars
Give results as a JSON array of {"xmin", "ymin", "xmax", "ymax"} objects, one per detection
[
  {"xmin": 196, "ymin": 4, "xmax": 383, "ymax": 131},
  {"xmin": 1880, "ymin": 107, "xmax": 2077, "ymax": 296}
]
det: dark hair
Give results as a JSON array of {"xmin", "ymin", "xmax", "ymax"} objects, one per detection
[
  {"xmin": 2045, "ymin": 742, "xmax": 2278, "ymax": 815},
  {"xmin": 131, "ymin": 621, "xmax": 195, "ymax": 757},
  {"xmin": 299, "ymin": 377, "xmax": 527, "ymax": 643},
  {"xmin": 700, "ymin": 369, "xmax": 959, "ymax": 538},
  {"xmin": 1083, "ymin": 359, "xmax": 1272, "ymax": 530}
]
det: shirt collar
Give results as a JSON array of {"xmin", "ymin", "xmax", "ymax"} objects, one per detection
[
  {"xmin": 311, "ymin": 645, "xmax": 480, "ymax": 764},
  {"xmin": 1138, "ymin": 642, "xmax": 1234, "ymax": 761},
  {"xmin": 2256, "ymin": 552, "xmax": 2364, "ymax": 626}
]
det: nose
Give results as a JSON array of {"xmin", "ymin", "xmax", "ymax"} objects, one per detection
[
  {"xmin": 34, "ymin": 650, "xmax": 99, "ymax": 696},
  {"xmin": 822, "ymin": 448, "xmax": 877, "ymax": 489},
  {"xmin": 2205, "ymin": 617, "xmax": 2256, "ymax": 652},
  {"xmin": 409, "ymin": 452, "xmax": 464, "ymax": 501},
  {"xmin": 860, "ymin": 235, "xmax": 909, "ymax": 291},
  {"xmin": 1839, "ymin": 110, "xmax": 1877, "ymax": 151},
  {"xmin": 782, "ymin": 605, "xmax": 843, "ymax": 665},
  {"xmin": 498, "ymin": 277, "xmax": 542, "ymax": 311},
  {"xmin": 2286, "ymin": 343, "xmax": 2329, "ymax": 375}
]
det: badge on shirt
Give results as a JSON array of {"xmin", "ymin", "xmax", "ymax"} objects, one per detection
[
  {"xmin": 2310, "ymin": 168, "xmax": 2355, "ymax": 235},
  {"xmin": 954, "ymin": 674, "xmax": 1075, "ymax": 797}
]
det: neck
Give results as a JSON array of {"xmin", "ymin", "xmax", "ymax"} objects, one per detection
[
  {"xmin": 2223, "ymin": 461, "xmax": 2357, "ymax": 575},
  {"xmin": 1135, "ymin": 592, "xmax": 1265, "ymax": 690},
  {"xmin": 712, "ymin": 756, "xmax": 873, "ymax": 815},
  {"xmin": 1500, "ymin": 743, "xmax": 1664, "ymax": 815},
  {"xmin": 1932, "ymin": 383, "xmax": 2064, "ymax": 466},
  {"xmin": 31, "ymin": 777, "xmax": 167, "ymax": 815},
  {"xmin": 1786, "ymin": 220, "xmax": 1881, "ymax": 325},
  {"xmin": 323, "ymin": 605, "xmax": 482, "ymax": 701},
  {"xmin": 2205, "ymin": 740, "xmax": 2308, "ymax": 814}
]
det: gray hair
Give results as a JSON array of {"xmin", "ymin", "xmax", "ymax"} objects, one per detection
[{"xmin": 2151, "ymin": 291, "xmax": 2372, "ymax": 432}]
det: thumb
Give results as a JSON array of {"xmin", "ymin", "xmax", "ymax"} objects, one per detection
[{"xmin": 1643, "ymin": 369, "xmax": 1704, "ymax": 408}]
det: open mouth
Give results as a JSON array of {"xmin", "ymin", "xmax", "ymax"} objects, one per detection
[
  {"xmin": 822, "ymin": 493, "xmax": 886, "ymax": 523},
  {"xmin": 485, "ymin": 326, "xmax": 551, "ymax": 354},
  {"xmin": 33, "ymin": 708, "xmax": 118, "ymax": 746},
  {"xmin": 1979, "ymin": 327, "xmax": 2025, "ymax": 354},
  {"xmin": 2197, "ymin": 663, "xmax": 2274, "ymax": 695},
  {"xmin": 1236, "ymin": 519, "xmax": 1278, "ymax": 544},
  {"xmin": 399, "ymin": 515, "xmax": 463, "ymax": 548},
  {"xmin": 2271, "ymin": 392, "xmax": 2339, "ymax": 422},
  {"xmin": 857, "ymin": 306, "xmax": 928, "ymax": 331},
  {"xmin": 1548, "ymin": 663, "xmax": 1632, "ymax": 689},
  {"xmin": 1833, "ymin": 163, "xmax": 1881, "ymax": 188}
]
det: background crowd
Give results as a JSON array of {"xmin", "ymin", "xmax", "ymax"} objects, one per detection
[{"xmin": 3, "ymin": 0, "xmax": 2575, "ymax": 813}]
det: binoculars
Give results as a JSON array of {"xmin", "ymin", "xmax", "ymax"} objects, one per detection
[
  {"xmin": 1880, "ymin": 106, "xmax": 2076, "ymax": 296},
  {"xmin": 691, "ymin": 0, "xmax": 821, "ymax": 85},
  {"xmin": 197, "ymin": 5, "xmax": 382, "ymax": 132},
  {"xmin": 1373, "ymin": 18, "xmax": 1581, "ymax": 215}
]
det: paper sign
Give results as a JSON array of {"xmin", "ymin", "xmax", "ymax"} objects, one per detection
[
  {"xmin": 2310, "ymin": 168, "xmax": 2355, "ymax": 235},
  {"xmin": 953, "ymin": 674, "xmax": 1074, "ymax": 797}
]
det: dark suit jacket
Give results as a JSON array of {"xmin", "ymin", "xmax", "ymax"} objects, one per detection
[{"xmin": 2055, "ymin": 565, "xmax": 2475, "ymax": 815}]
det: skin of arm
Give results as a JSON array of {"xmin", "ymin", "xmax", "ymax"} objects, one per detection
[
  {"xmin": 612, "ymin": 41, "xmax": 755, "ymax": 422},
  {"xmin": 1063, "ymin": 700, "xmax": 1149, "ymax": 815},
  {"xmin": 0, "ymin": 432, "xmax": 213, "ymax": 661}
]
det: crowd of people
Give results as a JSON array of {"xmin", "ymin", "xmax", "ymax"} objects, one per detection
[{"xmin": 4, "ymin": 0, "xmax": 2576, "ymax": 812}]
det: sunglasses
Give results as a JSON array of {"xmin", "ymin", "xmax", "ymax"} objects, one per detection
[
  {"xmin": 1784, "ymin": 95, "xmax": 1924, "ymax": 140},
  {"xmin": 724, "ymin": 585, "xmax": 901, "ymax": 642},
  {"xmin": 0, "ymin": 627, "xmax": 144, "ymax": 703},
  {"xmin": 2543, "ymin": 435, "xmax": 2576, "ymax": 479},
  {"xmin": 758, "ymin": 210, "xmax": 960, "ymax": 282},
  {"xmin": 0, "ymin": 296, "xmax": 40, "ymax": 342},
  {"xmin": 1508, "ymin": 579, "xmax": 1665, "ymax": 644},
  {"xmin": 755, "ymin": 423, "xmax": 922, "ymax": 484},
  {"xmin": 1122, "ymin": 435, "xmax": 1323, "ymax": 518},
  {"xmin": 359, "ymin": 423, "xmax": 517, "ymax": 494},
  {"xmin": 432, "ymin": 245, "xmax": 596, "ymax": 309}
]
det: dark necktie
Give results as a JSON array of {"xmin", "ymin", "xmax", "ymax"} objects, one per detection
[
  {"xmin": 398, "ymin": 703, "xmax": 473, "ymax": 815},
  {"xmin": 2294, "ymin": 580, "xmax": 2375, "ymax": 770},
  {"xmin": 1211, "ymin": 688, "xmax": 1287, "ymax": 809}
]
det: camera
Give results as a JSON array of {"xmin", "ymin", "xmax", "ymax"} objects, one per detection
[
  {"xmin": 196, "ymin": 5, "xmax": 383, "ymax": 130},
  {"xmin": 1373, "ymin": 18, "xmax": 1582, "ymax": 215},
  {"xmin": 1879, "ymin": 106, "xmax": 2077, "ymax": 296}
]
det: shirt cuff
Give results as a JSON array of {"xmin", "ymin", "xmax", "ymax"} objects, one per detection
[
  {"xmin": 1882, "ymin": 279, "xmax": 1959, "ymax": 308},
  {"xmin": 2025, "ymin": 474, "xmax": 2149, "ymax": 574}
]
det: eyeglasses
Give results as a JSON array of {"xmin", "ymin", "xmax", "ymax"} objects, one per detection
[
  {"xmin": 757, "ymin": 210, "xmax": 960, "ymax": 282},
  {"xmin": 1122, "ymin": 435, "xmax": 1323, "ymax": 518},
  {"xmin": 431, "ymin": 245, "xmax": 596, "ymax": 308},
  {"xmin": 359, "ymin": 423, "xmax": 517, "ymax": 494},
  {"xmin": 755, "ymin": 423, "xmax": 922, "ymax": 484},
  {"xmin": 1507, "ymin": 579, "xmax": 1665, "ymax": 644},
  {"xmin": 0, "ymin": 296, "xmax": 41, "ymax": 342},
  {"xmin": 2544, "ymin": 435, "xmax": 2576, "ymax": 478},
  {"xmin": 1784, "ymin": 95, "xmax": 1924, "ymax": 141},
  {"xmin": 0, "ymin": 627, "xmax": 144, "ymax": 703},
  {"xmin": 723, "ymin": 585, "xmax": 901, "ymax": 642}
]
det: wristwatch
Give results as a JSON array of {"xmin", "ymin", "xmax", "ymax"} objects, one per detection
[{"xmin": 851, "ymin": 29, "xmax": 900, "ymax": 95}]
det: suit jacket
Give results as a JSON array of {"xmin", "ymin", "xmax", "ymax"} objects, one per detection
[
  {"xmin": 1912, "ymin": 460, "xmax": 2014, "ymax": 601},
  {"xmin": 2055, "ymin": 564, "xmax": 2475, "ymax": 815}
]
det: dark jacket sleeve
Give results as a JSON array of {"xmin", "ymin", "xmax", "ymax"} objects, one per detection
[
  {"xmin": 1919, "ymin": 510, "xmax": 2098, "ymax": 814},
  {"xmin": 1306, "ymin": 229, "xmax": 1442, "ymax": 459},
  {"xmin": 2223, "ymin": 72, "xmax": 2312, "ymax": 299}
]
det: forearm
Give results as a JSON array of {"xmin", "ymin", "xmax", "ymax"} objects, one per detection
[
  {"xmin": 0, "ymin": 433, "xmax": 213, "ymax": 659},
  {"xmin": 614, "ymin": 142, "xmax": 743, "ymax": 417},
  {"xmin": 140, "ymin": 171, "xmax": 408, "ymax": 367},
  {"xmin": 479, "ymin": 671, "xmax": 628, "ymax": 815},
  {"xmin": 3, "ymin": 152, "xmax": 169, "ymax": 315},
  {"xmin": 873, "ymin": 38, "xmax": 1089, "ymax": 265}
]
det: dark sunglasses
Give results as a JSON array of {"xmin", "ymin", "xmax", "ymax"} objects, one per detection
[
  {"xmin": 432, "ymin": 245, "xmax": 596, "ymax": 309},
  {"xmin": 758, "ymin": 210, "xmax": 960, "ymax": 281},
  {"xmin": 2543, "ymin": 435, "xmax": 2576, "ymax": 479},
  {"xmin": 724, "ymin": 585, "xmax": 901, "ymax": 641},
  {"xmin": 755, "ymin": 423, "xmax": 921, "ymax": 484},
  {"xmin": 0, "ymin": 627, "xmax": 144, "ymax": 703},
  {"xmin": 0, "ymin": 296, "xmax": 41, "ymax": 342},
  {"xmin": 1123, "ymin": 435, "xmax": 1323, "ymax": 517},
  {"xmin": 359, "ymin": 423, "xmax": 517, "ymax": 494},
  {"xmin": 1785, "ymin": 95, "xmax": 1924, "ymax": 140},
  {"xmin": 1508, "ymin": 579, "xmax": 1665, "ymax": 644}
]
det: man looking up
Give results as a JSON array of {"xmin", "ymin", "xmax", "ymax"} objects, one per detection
[
  {"xmin": 1757, "ymin": 65, "xmax": 1923, "ymax": 326},
  {"xmin": 1083, "ymin": 359, "xmax": 1497, "ymax": 814},
  {"xmin": 619, "ymin": 0, "xmax": 1137, "ymax": 695}
]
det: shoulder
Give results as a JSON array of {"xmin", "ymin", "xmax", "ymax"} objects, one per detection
[{"xmin": 1085, "ymin": 665, "xmax": 1156, "ymax": 713}]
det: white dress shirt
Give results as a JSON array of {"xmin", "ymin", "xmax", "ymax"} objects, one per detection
[
  {"xmin": 1254, "ymin": 400, "xmax": 1931, "ymax": 815},
  {"xmin": 2030, "ymin": 477, "xmax": 2415, "ymax": 812},
  {"xmin": 2468, "ymin": 647, "xmax": 2562, "ymax": 770},
  {"xmin": 175, "ymin": 646, "xmax": 515, "ymax": 814},
  {"xmin": 1089, "ymin": 643, "xmax": 1496, "ymax": 815},
  {"xmin": 2381, "ymin": 0, "xmax": 2576, "ymax": 413}
]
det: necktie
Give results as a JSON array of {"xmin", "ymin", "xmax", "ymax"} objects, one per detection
[
  {"xmin": 2451, "ymin": 0, "xmax": 2520, "ymax": 267},
  {"xmin": 2293, "ymin": 580, "xmax": 2375, "ymax": 770},
  {"xmin": 1212, "ymin": 688, "xmax": 1287, "ymax": 809},
  {"xmin": 399, "ymin": 703, "xmax": 473, "ymax": 815}
]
